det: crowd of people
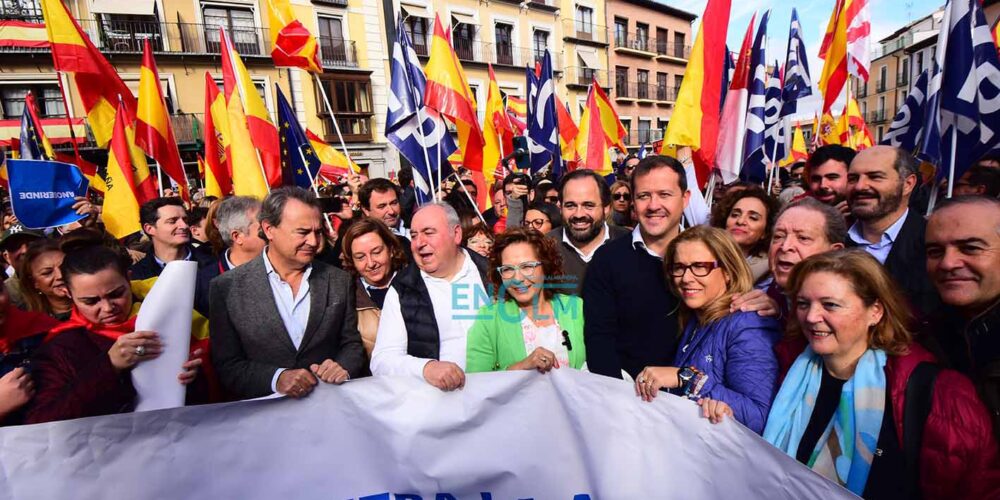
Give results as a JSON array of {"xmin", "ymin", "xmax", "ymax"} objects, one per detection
[{"xmin": 1, "ymin": 144, "xmax": 999, "ymax": 497}]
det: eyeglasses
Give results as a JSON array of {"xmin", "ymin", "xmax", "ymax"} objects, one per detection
[
  {"xmin": 544, "ymin": 196, "xmax": 560, "ymax": 204},
  {"xmin": 667, "ymin": 261, "xmax": 721, "ymax": 278},
  {"xmin": 613, "ymin": 193, "xmax": 631, "ymax": 201},
  {"xmin": 523, "ymin": 218, "xmax": 548, "ymax": 229},
  {"xmin": 497, "ymin": 261, "xmax": 543, "ymax": 280}
]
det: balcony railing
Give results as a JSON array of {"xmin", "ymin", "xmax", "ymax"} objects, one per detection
[
  {"xmin": 897, "ymin": 73, "xmax": 909, "ymax": 86},
  {"xmin": 561, "ymin": 19, "xmax": 609, "ymax": 45},
  {"xmin": 655, "ymin": 40, "xmax": 691, "ymax": 60},
  {"xmin": 856, "ymin": 85, "xmax": 868, "ymax": 98},
  {"xmin": 617, "ymin": 82, "xmax": 660, "ymax": 100},
  {"xmin": 0, "ymin": 17, "xmax": 356, "ymax": 67},
  {"xmin": 565, "ymin": 66, "xmax": 610, "ymax": 88},
  {"xmin": 171, "ymin": 113, "xmax": 202, "ymax": 145},
  {"xmin": 655, "ymin": 85, "xmax": 678, "ymax": 102},
  {"xmin": 876, "ymin": 80, "xmax": 887, "ymax": 92},
  {"xmin": 869, "ymin": 110, "xmax": 887, "ymax": 122},
  {"xmin": 613, "ymin": 30, "xmax": 654, "ymax": 53}
]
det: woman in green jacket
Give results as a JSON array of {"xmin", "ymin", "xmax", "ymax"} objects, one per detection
[{"xmin": 467, "ymin": 227, "xmax": 585, "ymax": 373}]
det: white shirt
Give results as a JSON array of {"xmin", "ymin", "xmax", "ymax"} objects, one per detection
[
  {"xmin": 847, "ymin": 209, "xmax": 909, "ymax": 265},
  {"xmin": 370, "ymin": 250, "xmax": 487, "ymax": 379},
  {"xmin": 562, "ymin": 224, "xmax": 611, "ymax": 263},
  {"xmin": 262, "ymin": 249, "xmax": 313, "ymax": 391},
  {"xmin": 153, "ymin": 247, "xmax": 193, "ymax": 268},
  {"xmin": 631, "ymin": 225, "xmax": 662, "ymax": 259}
]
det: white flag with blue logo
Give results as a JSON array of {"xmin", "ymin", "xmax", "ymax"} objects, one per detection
[
  {"xmin": 780, "ymin": 8, "xmax": 812, "ymax": 118},
  {"xmin": 741, "ymin": 10, "xmax": 770, "ymax": 182},
  {"xmin": 881, "ymin": 70, "xmax": 929, "ymax": 152}
]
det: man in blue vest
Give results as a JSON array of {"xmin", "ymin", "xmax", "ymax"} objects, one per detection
[{"xmin": 370, "ymin": 202, "xmax": 489, "ymax": 391}]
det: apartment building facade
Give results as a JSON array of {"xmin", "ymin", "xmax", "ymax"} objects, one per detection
[
  {"xmin": 605, "ymin": 0, "xmax": 694, "ymax": 151},
  {"xmin": 0, "ymin": 0, "xmax": 393, "ymax": 179}
]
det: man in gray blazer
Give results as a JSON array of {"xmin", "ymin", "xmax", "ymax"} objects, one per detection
[{"xmin": 210, "ymin": 187, "xmax": 364, "ymax": 400}]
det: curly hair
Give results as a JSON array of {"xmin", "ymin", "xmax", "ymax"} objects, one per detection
[
  {"xmin": 339, "ymin": 217, "xmax": 408, "ymax": 277},
  {"xmin": 710, "ymin": 185, "xmax": 780, "ymax": 257},
  {"xmin": 487, "ymin": 227, "xmax": 564, "ymax": 301},
  {"xmin": 784, "ymin": 249, "xmax": 912, "ymax": 355}
]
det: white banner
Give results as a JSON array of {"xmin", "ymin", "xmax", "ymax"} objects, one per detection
[{"xmin": 0, "ymin": 370, "xmax": 852, "ymax": 499}]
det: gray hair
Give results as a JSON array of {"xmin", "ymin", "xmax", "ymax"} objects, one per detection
[
  {"xmin": 215, "ymin": 196, "xmax": 262, "ymax": 247},
  {"xmin": 412, "ymin": 201, "xmax": 461, "ymax": 230},
  {"xmin": 892, "ymin": 147, "xmax": 919, "ymax": 179},
  {"xmin": 775, "ymin": 197, "xmax": 848, "ymax": 246},
  {"xmin": 257, "ymin": 187, "xmax": 322, "ymax": 241}
]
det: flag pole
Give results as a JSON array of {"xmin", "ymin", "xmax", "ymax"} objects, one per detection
[
  {"xmin": 295, "ymin": 143, "xmax": 336, "ymax": 235},
  {"xmin": 222, "ymin": 28, "xmax": 271, "ymax": 195},
  {"xmin": 846, "ymin": 79, "xmax": 855, "ymax": 150},
  {"xmin": 312, "ymin": 73, "xmax": 360, "ymax": 182},
  {"xmin": 450, "ymin": 172, "xmax": 487, "ymax": 226},
  {"xmin": 154, "ymin": 159, "xmax": 165, "ymax": 197},
  {"xmin": 946, "ymin": 127, "xmax": 957, "ymax": 199}
]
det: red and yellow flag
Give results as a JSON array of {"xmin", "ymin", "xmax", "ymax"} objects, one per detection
[
  {"xmin": 221, "ymin": 28, "xmax": 281, "ymax": 189},
  {"xmin": 576, "ymin": 80, "xmax": 624, "ymax": 176},
  {"xmin": 204, "ymin": 74, "xmax": 233, "ymax": 198},
  {"xmin": 0, "ymin": 20, "xmax": 47, "ymax": 48},
  {"xmin": 556, "ymin": 96, "xmax": 579, "ymax": 168},
  {"xmin": 424, "ymin": 15, "xmax": 485, "ymax": 172},
  {"xmin": 837, "ymin": 97, "xmax": 874, "ymax": 150},
  {"xmin": 661, "ymin": 0, "xmax": 732, "ymax": 186},
  {"xmin": 136, "ymin": 40, "xmax": 189, "ymax": 202},
  {"xmin": 305, "ymin": 129, "xmax": 359, "ymax": 182},
  {"xmin": 780, "ymin": 125, "xmax": 809, "ymax": 167},
  {"xmin": 507, "ymin": 95, "xmax": 527, "ymax": 133},
  {"xmin": 39, "ymin": 0, "xmax": 136, "ymax": 147},
  {"xmin": 482, "ymin": 65, "xmax": 512, "ymax": 190},
  {"xmin": 266, "ymin": 0, "xmax": 321, "ymax": 73},
  {"xmin": 104, "ymin": 103, "xmax": 147, "ymax": 238},
  {"xmin": 818, "ymin": 111, "xmax": 841, "ymax": 146},
  {"xmin": 818, "ymin": 0, "xmax": 870, "ymax": 113}
]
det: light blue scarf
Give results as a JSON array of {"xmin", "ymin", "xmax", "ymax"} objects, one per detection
[{"xmin": 763, "ymin": 346, "xmax": 887, "ymax": 495}]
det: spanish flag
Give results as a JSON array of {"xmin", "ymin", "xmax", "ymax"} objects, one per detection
[
  {"xmin": 507, "ymin": 95, "xmax": 527, "ymax": 133},
  {"xmin": 266, "ymin": 0, "xmax": 321, "ymax": 73},
  {"xmin": 39, "ymin": 0, "xmax": 136, "ymax": 147},
  {"xmin": 556, "ymin": 97, "xmax": 579, "ymax": 168},
  {"xmin": 305, "ymin": 129, "xmax": 359, "ymax": 182},
  {"xmin": 818, "ymin": 0, "xmax": 870, "ymax": 113},
  {"xmin": 780, "ymin": 125, "xmax": 808, "ymax": 167},
  {"xmin": 221, "ymin": 28, "xmax": 282, "ymax": 189},
  {"xmin": 0, "ymin": 20, "xmax": 47, "ymax": 48},
  {"xmin": 424, "ymin": 15, "xmax": 485, "ymax": 172},
  {"xmin": 818, "ymin": 111, "xmax": 840, "ymax": 146},
  {"xmin": 576, "ymin": 80, "xmax": 624, "ymax": 176},
  {"xmin": 104, "ymin": 103, "xmax": 146, "ymax": 239},
  {"xmin": 837, "ymin": 97, "xmax": 873, "ymax": 150},
  {"xmin": 482, "ymin": 65, "xmax": 512, "ymax": 189},
  {"xmin": 136, "ymin": 40, "xmax": 189, "ymax": 202},
  {"xmin": 221, "ymin": 29, "xmax": 275, "ymax": 197},
  {"xmin": 661, "ymin": 0, "xmax": 732, "ymax": 186},
  {"xmin": 204, "ymin": 74, "xmax": 233, "ymax": 198}
]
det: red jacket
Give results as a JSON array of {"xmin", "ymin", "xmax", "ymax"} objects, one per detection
[{"xmin": 775, "ymin": 338, "xmax": 1000, "ymax": 499}]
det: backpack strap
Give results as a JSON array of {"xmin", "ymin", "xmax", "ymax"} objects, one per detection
[{"xmin": 902, "ymin": 361, "xmax": 941, "ymax": 500}]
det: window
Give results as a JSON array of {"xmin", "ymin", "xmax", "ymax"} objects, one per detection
[
  {"xmin": 656, "ymin": 28, "xmax": 668, "ymax": 55},
  {"xmin": 98, "ymin": 7, "xmax": 163, "ymax": 52},
  {"xmin": 0, "ymin": 84, "xmax": 65, "ymax": 119},
  {"xmin": 878, "ymin": 65, "xmax": 887, "ymax": 91},
  {"xmin": 635, "ymin": 23, "xmax": 649, "ymax": 51},
  {"xmin": 451, "ymin": 15, "xmax": 477, "ymax": 61},
  {"xmin": 318, "ymin": 16, "xmax": 351, "ymax": 67},
  {"xmin": 575, "ymin": 6, "xmax": 593, "ymax": 37},
  {"xmin": 637, "ymin": 70, "xmax": 649, "ymax": 99},
  {"xmin": 533, "ymin": 29, "xmax": 549, "ymax": 62},
  {"xmin": 916, "ymin": 52, "xmax": 924, "ymax": 74},
  {"xmin": 861, "ymin": 101, "xmax": 867, "ymax": 118},
  {"xmin": 0, "ymin": 0, "xmax": 43, "ymax": 22},
  {"xmin": 404, "ymin": 16, "xmax": 429, "ymax": 56},
  {"xmin": 614, "ymin": 18, "xmax": 628, "ymax": 47},
  {"xmin": 900, "ymin": 90, "xmax": 908, "ymax": 104},
  {"xmin": 620, "ymin": 118, "xmax": 631, "ymax": 145},
  {"xmin": 674, "ymin": 74, "xmax": 684, "ymax": 91},
  {"xmin": 878, "ymin": 95, "xmax": 885, "ymax": 114},
  {"xmin": 899, "ymin": 59, "xmax": 909, "ymax": 84},
  {"xmin": 495, "ymin": 23, "xmax": 514, "ymax": 65},
  {"xmin": 656, "ymin": 72, "xmax": 668, "ymax": 100},
  {"xmin": 877, "ymin": 126, "xmax": 884, "ymax": 142},
  {"xmin": 673, "ymin": 32, "xmax": 686, "ymax": 58},
  {"xmin": 638, "ymin": 119, "xmax": 651, "ymax": 144},
  {"xmin": 316, "ymin": 75, "xmax": 374, "ymax": 142},
  {"xmin": 204, "ymin": 6, "xmax": 258, "ymax": 55},
  {"xmin": 616, "ymin": 66, "xmax": 629, "ymax": 98}
]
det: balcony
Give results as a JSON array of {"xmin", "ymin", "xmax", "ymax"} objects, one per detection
[
  {"xmin": 869, "ymin": 110, "xmax": 887, "ymax": 122},
  {"xmin": 856, "ymin": 85, "xmax": 868, "ymax": 98},
  {"xmin": 565, "ymin": 66, "xmax": 610, "ymax": 89},
  {"xmin": 561, "ymin": 19, "xmax": 609, "ymax": 47},
  {"xmin": 655, "ymin": 85, "xmax": 678, "ymax": 102},
  {"xmin": 897, "ymin": 73, "xmax": 909, "ymax": 86},
  {"xmin": 318, "ymin": 37, "xmax": 358, "ymax": 68},
  {"xmin": 876, "ymin": 80, "xmax": 887, "ymax": 93},
  {"xmin": 170, "ymin": 113, "xmax": 202, "ymax": 145},
  {"xmin": 616, "ymin": 82, "xmax": 657, "ymax": 102},
  {"xmin": 655, "ymin": 40, "xmax": 691, "ymax": 61},
  {"xmin": 613, "ymin": 30, "xmax": 654, "ymax": 56}
]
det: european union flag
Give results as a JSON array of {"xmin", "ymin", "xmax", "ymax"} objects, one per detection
[
  {"xmin": 18, "ymin": 104, "xmax": 49, "ymax": 160},
  {"xmin": 276, "ymin": 86, "xmax": 320, "ymax": 190}
]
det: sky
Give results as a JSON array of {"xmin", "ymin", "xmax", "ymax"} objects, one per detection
[{"xmin": 663, "ymin": 0, "xmax": 947, "ymax": 119}]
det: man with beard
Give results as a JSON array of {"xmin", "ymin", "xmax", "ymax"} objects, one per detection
[
  {"xmin": 546, "ymin": 170, "xmax": 629, "ymax": 295},
  {"xmin": 130, "ymin": 197, "xmax": 215, "ymax": 281},
  {"xmin": 583, "ymin": 156, "xmax": 688, "ymax": 380},
  {"xmin": 359, "ymin": 178, "xmax": 413, "ymax": 261},
  {"xmin": 924, "ymin": 196, "xmax": 1000, "ymax": 441},
  {"xmin": 846, "ymin": 145, "xmax": 940, "ymax": 316},
  {"xmin": 805, "ymin": 145, "xmax": 855, "ymax": 216}
]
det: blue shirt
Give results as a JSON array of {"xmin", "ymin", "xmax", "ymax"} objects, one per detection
[
  {"xmin": 262, "ymin": 249, "xmax": 312, "ymax": 392},
  {"xmin": 847, "ymin": 209, "xmax": 909, "ymax": 264}
]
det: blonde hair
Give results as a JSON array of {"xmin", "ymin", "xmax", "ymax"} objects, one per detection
[
  {"xmin": 785, "ymin": 249, "xmax": 912, "ymax": 355},
  {"xmin": 664, "ymin": 226, "xmax": 753, "ymax": 326}
]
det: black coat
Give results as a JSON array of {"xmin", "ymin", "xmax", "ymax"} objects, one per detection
[{"xmin": 129, "ymin": 244, "xmax": 215, "ymax": 281}]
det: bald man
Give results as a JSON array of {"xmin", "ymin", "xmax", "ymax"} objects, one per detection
[{"xmin": 846, "ymin": 145, "xmax": 940, "ymax": 316}]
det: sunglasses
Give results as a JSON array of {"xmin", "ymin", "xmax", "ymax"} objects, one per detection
[
  {"xmin": 544, "ymin": 196, "xmax": 560, "ymax": 204},
  {"xmin": 613, "ymin": 193, "xmax": 631, "ymax": 201}
]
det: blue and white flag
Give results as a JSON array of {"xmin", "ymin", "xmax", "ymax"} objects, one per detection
[
  {"xmin": 637, "ymin": 143, "xmax": 648, "ymax": 160},
  {"xmin": 881, "ymin": 70, "xmax": 929, "ymax": 152},
  {"xmin": 780, "ymin": 8, "xmax": 812, "ymax": 118},
  {"xmin": 527, "ymin": 51, "xmax": 561, "ymax": 176},
  {"xmin": 919, "ymin": 0, "xmax": 1000, "ymax": 182},
  {"xmin": 7, "ymin": 159, "xmax": 88, "ymax": 229},
  {"xmin": 386, "ymin": 14, "xmax": 456, "ymax": 204},
  {"xmin": 745, "ymin": 64, "xmax": 785, "ymax": 182},
  {"xmin": 741, "ymin": 10, "xmax": 770, "ymax": 182}
]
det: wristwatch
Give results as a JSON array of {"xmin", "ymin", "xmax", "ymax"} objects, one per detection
[
  {"xmin": 677, "ymin": 367, "xmax": 697, "ymax": 389},
  {"xmin": 678, "ymin": 366, "xmax": 708, "ymax": 400}
]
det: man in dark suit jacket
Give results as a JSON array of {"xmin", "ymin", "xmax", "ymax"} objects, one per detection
[
  {"xmin": 193, "ymin": 196, "xmax": 264, "ymax": 316},
  {"xmin": 210, "ymin": 187, "xmax": 364, "ymax": 400},
  {"xmin": 131, "ymin": 197, "xmax": 215, "ymax": 281},
  {"xmin": 845, "ymin": 145, "xmax": 940, "ymax": 317}
]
